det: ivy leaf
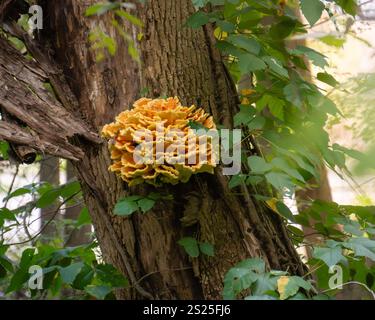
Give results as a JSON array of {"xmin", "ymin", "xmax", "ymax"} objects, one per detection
[
  {"xmin": 199, "ymin": 242, "xmax": 214, "ymax": 257},
  {"xmin": 313, "ymin": 246, "xmax": 345, "ymax": 267},
  {"xmin": 253, "ymin": 273, "xmax": 278, "ymax": 296},
  {"xmin": 178, "ymin": 237, "xmax": 200, "ymax": 258},
  {"xmin": 343, "ymin": 238, "xmax": 375, "ymax": 261},
  {"xmin": 300, "ymin": 0, "xmax": 325, "ymax": 26},
  {"xmin": 114, "ymin": 198, "xmax": 139, "ymax": 216},
  {"xmin": 278, "ymin": 276, "xmax": 312, "ymax": 300},
  {"xmin": 138, "ymin": 198, "xmax": 155, "ymax": 213},
  {"xmin": 192, "ymin": 0, "xmax": 208, "ymax": 9},
  {"xmin": 185, "ymin": 11, "xmax": 210, "ymax": 29},
  {"xmin": 85, "ymin": 285, "xmax": 112, "ymax": 300},
  {"xmin": 228, "ymin": 174, "xmax": 246, "ymax": 189},
  {"xmin": 60, "ymin": 262, "xmax": 84, "ymax": 285}
]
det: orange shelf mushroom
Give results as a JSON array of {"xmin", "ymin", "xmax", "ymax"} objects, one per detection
[{"xmin": 101, "ymin": 97, "xmax": 217, "ymax": 186}]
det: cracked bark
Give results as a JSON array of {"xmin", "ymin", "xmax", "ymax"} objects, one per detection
[{"xmin": 0, "ymin": 0, "xmax": 306, "ymax": 299}]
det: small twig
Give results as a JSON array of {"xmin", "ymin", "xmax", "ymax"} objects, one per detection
[
  {"xmin": 4, "ymin": 164, "xmax": 19, "ymax": 208},
  {"xmin": 136, "ymin": 266, "xmax": 192, "ymax": 285},
  {"xmin": 322, "ymin": 281, "xmax": 375, "ymax": 299},
  {"xmin": 4, "ymin": 191, "xmax": 80, "ymax": 246}
]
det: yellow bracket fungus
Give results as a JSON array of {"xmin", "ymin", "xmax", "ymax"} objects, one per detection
[{"xmin": 101, "ymin": 97, "xmax": 217, "ymax": 186}]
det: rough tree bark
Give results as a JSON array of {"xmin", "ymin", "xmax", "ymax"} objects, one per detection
[{"xmin": 0, "ymin": 0, "xmax": 306, "ymax": 299}]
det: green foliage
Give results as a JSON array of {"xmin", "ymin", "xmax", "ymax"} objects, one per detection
[
  {"xmin": 0, "ymin": 0, "xmax": 371, "ymax": 301},
  {"xmin": 114, "ymin": 192, "xmax": 173, "ymax": 216},
  {"xmin": 0, "ymin": 141, "xmax": 9, "ymax": 160},
  {"xmin": 300, "ymin": 0, "xmax": 325, "ymax": 27},
  {"xmin": 0, "ymin": 242, "xmax": 128, "ymax": 299},
  {"xmin": 178, "ymin": 237, "xmax": 214, "ymax": 258},
  {"xmin": 85, "ymin": 2, "xmax": 142, "ymax": 62}
]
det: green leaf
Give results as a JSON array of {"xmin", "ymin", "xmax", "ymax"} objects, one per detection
[
  {"xmin": 20, "ymin": 248, "xmax": 35, "ymax": 270},
  {"xmin": 223, "ymin": 258, "xmax": 265, "ymax": 299},
  {"xmin": 36, "ymin": 189, "xmax": 60, "ymax": 208},
  {"xmin": 76, "ymin": 207, "xmax": 92, "ymax": 227},
  {"xmin": 228, "ymin": 174, "xmax": 246, "ymax": 189},
  {"xmin": 269, "ymin": 98, "xmax": 285, "ymax": 121},
  {"xmin": 185, "ymin": 11, "xmax": 210, "ymax": 29},
  {"xmin": 245, "ymin": 295, "xmax": 277, "ymax": 300},
  {"xmin": 113, "ymin": 198, "xmax": 139, "ymax": 216},
  {"xmin": 193, "ymin": 0, "xmax": 208, "ymax": 8},
  {"xmin": 199, "ymin": 242, "xmax": 214, "ymax": 257},
  {"xmin": 60, "ymin": 262, "xmax": 84, "ymax": 285},
  {"xmin": 227, "ymin": 35, "xmax": 261, "ymax": 55},
  {"xmin": 263, "ymin": 56, "xmax": 289, "ymax": 78},
  {"xmin": 300, "ymin": 0, "xmax": 325, "ymax": 26},
  {"xmin": 290, "ymin": 45, "xmax": 328, "ymax": 68},
  {"xmin": 283, "ymin": 83, "xmax": 302, "ymax": 108},
  {"xmin": 234, "ymin": 105, "xmax": 255, "ymax": 126},
  {"xmin": 343, "ymin": 238, "xmax": 375, "ymax": 261},
  {"xmin": 253, "ymin": 274, "xmax": 278, "ymax": 296},
  {"xmin": 265, "ymin": 172, "xmax": 294, "ymax": 191},
  {"xmin": 138, "ymin": 198, "xmax": 155, "ymax": 213},
  {"xmin": 279, "ymin": 276, "xmax": 313, "ymax": 300},
  {"xmin": 238, "ymin": 53, "xmax": 267, "ymax": 74},
  {"xmin": 85, "ymin": 2, "xmax": 119, "ymax": 16},
  {"xmin": 276, "ymin": 202, "xmax": 296, "ymax": 222},
  {"xmin": 178, "ymin": 237, "xmax": 200, "ymax": 258},
  {"xmin": 247, "ymin": 156, "xmax": 272, "ymax": 174},
  {"xmin": 271, "ymin": 157, "xmax": 305, "ymax": 182},
  {"xmin": 85, "ymin": 285, "xmax": 112, "ymax": 300},
  {"xmin": 115, "ymin": 10, "xmax": 143, "ymax": 27},
  {"xmin": 60, "ymin": 181, "xmax": 81, "ymax": 199},
  {"xmin": 188, "ymin": 120, "xmax": 209, "ymax": 132},
  {"xmin": 313, "ymin": 246, "xmax": 345, "ymax": 267},
  {"xmin": 317, "ymin": 72, "xmax": 339, "ymax": 87},
  {"xmin": 247, "ymin": 116, "xmax": 265, "ymax": 131},
  {"xmin": 0, "ymin": 141, "xmax": 9, "ymax": 160},
  {"xmin": 5, "ymin": 187, "xmax": 32, "ymax": 201},
  {"xmin": 334, "ymin": 0, "xmax": 357, "ymax": 16},
  {"xmin": 319, "ymin": 35, "xmax": 345, "ymax": 47}
]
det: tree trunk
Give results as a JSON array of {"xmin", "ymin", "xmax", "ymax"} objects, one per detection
[
  {"xmin": 1, "ymin": 0, "xmax": 306, "ymax": 299},
  {"xmin": 40, "ymin": 156, "xmax": 60, "ymax": 240}
]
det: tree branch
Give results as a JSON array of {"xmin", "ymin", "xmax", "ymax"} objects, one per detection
[{"xmin": 0, "ymin": 35, "xmax": 101, "ymax": 161}]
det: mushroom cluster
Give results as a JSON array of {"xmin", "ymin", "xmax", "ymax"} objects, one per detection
[{"xmin": 101, "ymin": 97, "xmax": 217, "ymax": 186}]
